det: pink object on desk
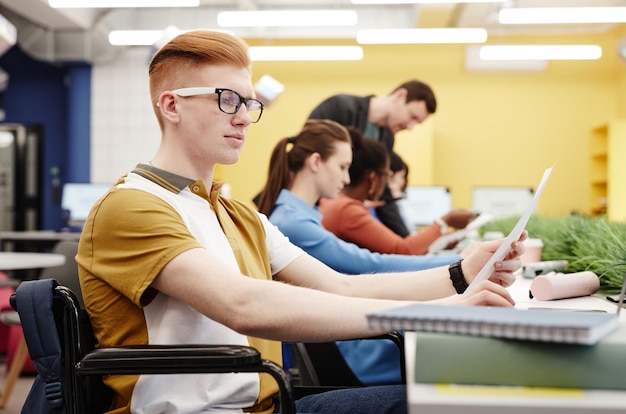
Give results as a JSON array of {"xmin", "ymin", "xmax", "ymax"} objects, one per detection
[
  {"xmin": 530, "ymin": 271, "xmax": 600, "ymax": 301},
  {"xmin": 520, "ymin": 238, "xmax": 543, "ymax": 264}
]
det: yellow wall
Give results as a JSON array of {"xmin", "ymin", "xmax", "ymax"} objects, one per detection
[{"xmin": 219, "ymin": 29, "xmax": 626, "ymax": 220}]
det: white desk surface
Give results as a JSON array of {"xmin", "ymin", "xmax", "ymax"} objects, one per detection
[
  {"xmin": 0, "ymin": 231, "xmax": 81, "ymax": 242},
  {"xmin": 0, "ymin": 252, "xmax": 66, "ymax": 271},
  {"xmin": 406, "ymin": 273, "xmax": 626, "ymax": 414}
]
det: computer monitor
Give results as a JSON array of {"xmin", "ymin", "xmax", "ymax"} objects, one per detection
[
  {"xmin": 61, "ymin": 183, "xmax": 111, "ymax": 227},
  {"xmin": 396, "ymin": 186, "xmax": 452, "ymax": 233},
  {"xmin": 472, "ymin": 186, "xmax": 534, "ymax": 220}
]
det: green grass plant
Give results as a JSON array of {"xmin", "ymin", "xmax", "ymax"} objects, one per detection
[{"xmin": 481, "ymin": 214, "xmax": 626, "ymax": 292}]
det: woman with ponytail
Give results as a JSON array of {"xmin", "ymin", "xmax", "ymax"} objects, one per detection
[{"xmin": 258, "ymin": 119, "xmax": 459, "ymax": 275}]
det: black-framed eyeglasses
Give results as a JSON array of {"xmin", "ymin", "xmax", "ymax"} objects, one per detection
[{"xmin": 171, "ymin": 87, "xmax": 264, "ymax": 123}]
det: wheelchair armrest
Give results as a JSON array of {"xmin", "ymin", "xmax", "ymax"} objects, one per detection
[
  {"xmin": 367, "ymin": 331, "xmax": 404, "ymax": 352},
  {"xmin": 77, "ymin": 344, "xmax": 295, "ymax": 414},
  {"xmin": 77, "ymin": 344, "xmax": 261, "ymax": 374}
]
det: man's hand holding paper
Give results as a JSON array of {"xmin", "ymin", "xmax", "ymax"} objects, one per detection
[
  {"xmin": 463, "ymin": 231, "xmax": 528, "ymax": 289},
  {"xmin": 432, "ymin": 231, "xmax": 527, "ymax": 307}
]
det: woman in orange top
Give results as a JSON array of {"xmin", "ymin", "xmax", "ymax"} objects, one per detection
[{"xmin": 319, "ymin": 127, "xmax": 475, "ymax": 255}]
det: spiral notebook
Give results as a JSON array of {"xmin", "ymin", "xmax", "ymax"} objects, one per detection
[{"xmin": 366, "ymin": 303, "xmax": 619, "ymax": 345}]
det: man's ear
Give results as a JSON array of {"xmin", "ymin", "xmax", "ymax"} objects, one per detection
[
  {"xmin": 392, "ymin": 87, "xmax": 408, "ymax": 103},
  {"xmin": 158, "ymin": 92, "xmax": 180, "ymax": 123}
]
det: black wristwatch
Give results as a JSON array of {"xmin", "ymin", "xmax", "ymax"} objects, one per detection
[{"xmin": 449, "ymin": 260, "xmax": 468, "ymax": 294}]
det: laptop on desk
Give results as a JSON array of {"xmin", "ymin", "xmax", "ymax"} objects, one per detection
[{"xmin": 60, "ymin": 183, "xmax": 111, "ymax": 229}]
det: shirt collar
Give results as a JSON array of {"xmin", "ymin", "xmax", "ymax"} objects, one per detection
[{"xmin": 131, "ymin": 163, "xmax": 223, "ymax": 201}]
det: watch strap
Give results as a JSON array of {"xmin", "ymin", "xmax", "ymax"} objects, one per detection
[{"xmin": 449, "ymin": 260, "xmax": 468, "ymax": 294}]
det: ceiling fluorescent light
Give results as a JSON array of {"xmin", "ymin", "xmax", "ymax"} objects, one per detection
[
  {"xmin": 50, "ymin": 0, "xmax": 198, "ymax": 7},
  {"xmin": 249, "ymin": 46, "xmax": 363, "ymax": 61},
  {"xmin": 109, "ymin": 27, "xmax": 231, "ymax": 46},
  {"xmin": 480, "ymin": 45, "xmax": 602, "ymax": 61},
  {"xmin": 353, "ymin": 0, "xmax": 506, "ymax": 3},
  {"xmin": 217, "ymin": 10, "xmax": 357, "ymax": 27},
  {"xmin": 357, "ymin": 28, "xmax": 487, "ymax": 44},
  {"xmin": 465, "ymin": 46, "xmax": 547, "ymax": 72},
  {"xmin": 499, "ymin": 7, "xmax": 626, "ymax": 24}
]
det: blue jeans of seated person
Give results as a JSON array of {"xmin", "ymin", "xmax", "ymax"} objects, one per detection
[{"xmin": 293, "ymin": 385, "xmax": 407, "ymax": 413}]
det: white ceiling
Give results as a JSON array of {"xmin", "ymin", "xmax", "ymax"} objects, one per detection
[{"xmin": 0, "ymin": 0, "xmax": 625, "ymax": 63}]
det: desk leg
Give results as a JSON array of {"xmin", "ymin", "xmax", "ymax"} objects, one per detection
[{"xmin": 0, "ymin": 335, "xmax": 28, "ymax": 408}]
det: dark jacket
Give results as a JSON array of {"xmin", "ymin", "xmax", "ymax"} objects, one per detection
[
  {"xmin": 308, "ymin": 94, "xmax": 410, "ymax": 237},
  {"xmin": 308, "ymin": 94, "xmax": 395, "ymax": 152}
]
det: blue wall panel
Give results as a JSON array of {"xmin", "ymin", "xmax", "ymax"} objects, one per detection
[
  {"xmin": 66, "ymin": 65, "xmax": 91, "ymax": 183},
  {"xmin": 0, "ymin": 45, "xmax": 91, "ymax": 230}
]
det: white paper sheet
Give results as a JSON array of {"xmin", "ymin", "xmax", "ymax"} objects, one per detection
[{"xmin": 465, "ymin": 166, "xmax": 553, "ymax": 293}]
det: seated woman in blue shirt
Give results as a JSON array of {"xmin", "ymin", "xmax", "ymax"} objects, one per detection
[{"xmin": 256, "ymin": 119, "xmax": 461, "ymax": 386}]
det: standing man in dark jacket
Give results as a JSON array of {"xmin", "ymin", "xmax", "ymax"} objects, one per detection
[{"xmin": 307, "ymin": 80, "xmax": 439, "ymax": 236}]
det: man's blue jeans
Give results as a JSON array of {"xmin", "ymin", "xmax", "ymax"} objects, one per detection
[{"xmin": 294, "ymin": 385, "xmax": 407, "ymax": 413}]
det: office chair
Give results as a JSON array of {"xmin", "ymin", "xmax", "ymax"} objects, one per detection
[
  {"xmin": 37, "ymin": 240, "xmax": 83, "ymax": 306},
  {"xmin": 12, "ymin": 279, "xmax": 295, "ymax": 414},
  {"xmin": 291, "ymin": 331, "xmax": 406, "ymax": 392}
]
